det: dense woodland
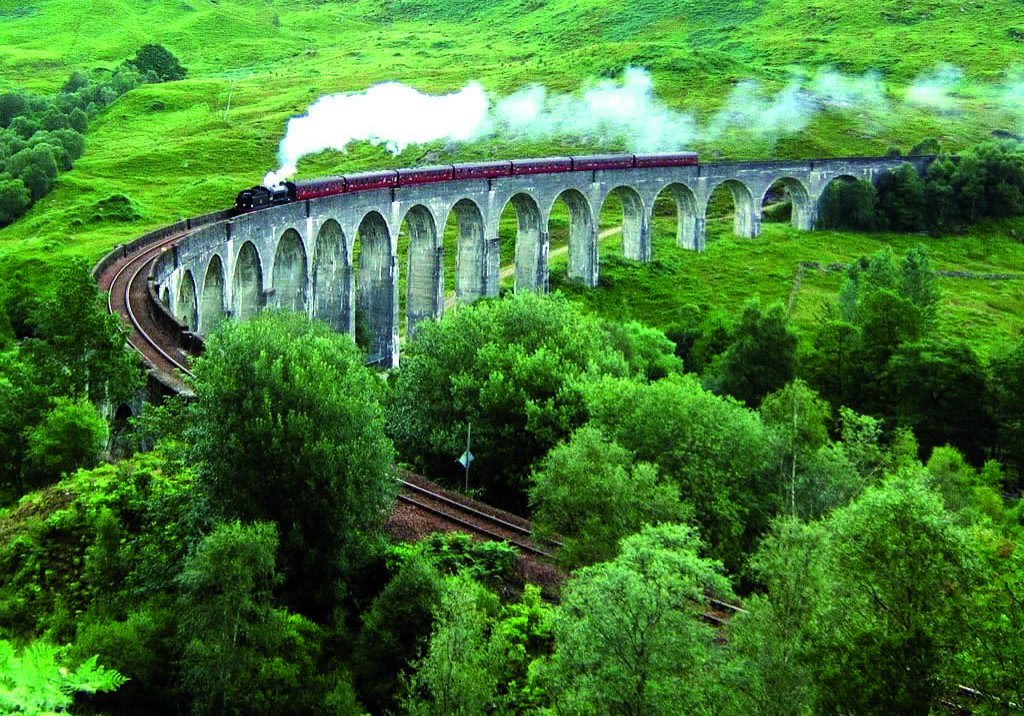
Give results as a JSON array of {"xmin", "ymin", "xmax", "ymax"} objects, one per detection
[{"xmin": 3, "ymin": 0, "xmax": 1024, "ymax": 712}]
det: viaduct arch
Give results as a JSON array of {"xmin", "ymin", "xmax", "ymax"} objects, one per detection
[{"xmin": 154, "ymin": 155, "xmax": 931, "ymax": 367}]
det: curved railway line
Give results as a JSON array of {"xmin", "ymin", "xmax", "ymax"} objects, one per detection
[{"xmin": 96, "ymin": 222, "xmax": 558, "ymax": 559}]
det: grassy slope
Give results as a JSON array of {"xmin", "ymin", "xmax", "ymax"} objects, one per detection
[{"xmin": 0, "ymin": 0, "xmax": 1022, "ymax": 343}]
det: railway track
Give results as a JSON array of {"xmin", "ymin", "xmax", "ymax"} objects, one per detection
[
  {"xmin": 396, "ymin": 476, "xmax": 560, "ymax": 559},
  {"xmin": 97, "ymin": 233, "xmax": 194, "ymax": 392}
]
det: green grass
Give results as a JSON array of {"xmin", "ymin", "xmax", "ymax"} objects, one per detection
[{"xmin": 0, "ymin": 0, "xmax": 1022, "ymax": 349}]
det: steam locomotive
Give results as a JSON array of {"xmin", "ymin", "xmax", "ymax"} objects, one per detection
[{"xmin": 235, "ymin": 152, "xmax": 699, "ymax": 212}]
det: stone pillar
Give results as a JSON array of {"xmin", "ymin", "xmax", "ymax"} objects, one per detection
[
  {"xmin": 694, "ymin": 217, "xmax": 707, "ymax": 251},
  {"xmin": 537, "ymin": 231, "xmax": 550, "ymax": 293},
  {"xmin": 483, "ymin": 236, "xmax": 501, "ymax": 296}
]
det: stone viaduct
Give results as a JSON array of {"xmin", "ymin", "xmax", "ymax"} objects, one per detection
[{"xmin": 152, "ymin": 155, "xmax": 931, "ymax": 367}]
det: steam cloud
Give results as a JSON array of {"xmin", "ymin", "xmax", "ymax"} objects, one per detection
[{"xmin": 264, "ymin": 64, "xmax": 1024, "ymax": 185}]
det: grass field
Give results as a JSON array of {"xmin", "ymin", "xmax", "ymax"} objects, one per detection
[{"xmin": 1, "ymin": 0, "xmax": 1022, "ymax": 348}]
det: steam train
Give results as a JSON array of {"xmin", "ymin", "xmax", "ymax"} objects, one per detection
[{"xmin": 235, "ymin": 152, "xmax": 699, "ymax": 212}]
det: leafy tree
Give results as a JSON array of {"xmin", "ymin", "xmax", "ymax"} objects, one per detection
[
  {"xmin": 353, "ymin": 552, "xmax": 443, "ymax": 714},
  {"xmin": 126, "ymin": 44, "xmax": 187, "ymax": 82},
  {"xmin": 717, "ymin": 518, "xmax": 826, "ymax": 716},
  {"xmin": 177, "ymin": 520, "xmax": 344, "ymax": 716},
  {"xmin": 21, "ymin": 396, "xmax": 109, "ymax": 490},
  {"xmin": 708, "ymin": 299, "xmax": 797, "ymax": 408},
  {"xmin": 390, "ymin": 292, "xmax": 627, "ymax": 511},
  {"xmin": 185, "ymin": 310, "xmax": 396, "ymax": 618},
  {"xmin": 401, "ymin": 574, "xmax": 500, "ymax": 716},
  {"xmin": 811, "ymin": 475, "xmax": 979, "ymax": 716},
  {"xmin": 989, "ymin": 334, "xmax": 1024, "ymax": 484},
  {"xmin": 584, "ymin": 373, "xmax": 777, "ymax": 574},
  {"xmin": 600, "ymin": 320, "xmax": 683, "ymax": 381},
  {"xmin": 0, "ymin": 639, "xmax": 126, "ymax": 715},
  {"xmin": 529, "ymin": 424, "xmax": 689, "ymax": 570},
  {"xmin": 0, "ymin": 93, "xmax": 28, "ymax": 129},
  {"xmin": 542, "ymin": 524, "xmax": 731, "ymax": 716},
  {"xmin": 875, "ymin": 162, "xmax": 926, "ymax": 232},
  {"xmin": 816, "ymin": 178, "xmax": 877, "ymax": 231},
  {"xmin": 687, "ymin": 305, "xmax": 734, "ymax": 374},
  {"xmin": 0, "ymin": 173, "xmax": 31, "ymax": 225},
  {"xmin": 801, "ymin": 318, "xmax": 862, "ymax": 412},
  {"xmin": 21, "ymin": 259, "xmax": 142, "ymax": 406},
  {"xmin": 759, "ymin": 379, "xmax": 830, "ymax": 515},
  {"xmin": 909, "ymin": 137, "xmax": 941, "ymax": 156},
  {"xmin": 886, "ymin": 338, "xmax": 994, "ymax": 465}
]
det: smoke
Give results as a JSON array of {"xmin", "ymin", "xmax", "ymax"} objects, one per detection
[
  {"xmin": 812, "ymin": 68, "xmax": 888, "ymax": 110},
  {"xmin": 265, "ymin": 81, "xmax": 490, "ymax": 184},
  {"xmin": 490, "ymin": 67, "xmax": 697, "ymax": 153},
  {"xmin": 706, "ymin": 79, "xmax": 817, "ymax": 140},
  {"xmin": 906, "ymin": 63, "xmax": 963, "ymax": 111},
  {"xmin": 1002, "ymin": 66, "xmax": 1024, "ymax": 134},
  {"xmin": 264, "ymin": 64, "xmax": 1024, "ymax": 185}
]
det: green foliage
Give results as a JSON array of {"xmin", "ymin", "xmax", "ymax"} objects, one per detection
[
  {"xmin": 584, "ymin": 373, "xmax": 777, "ymax": 574},
  {"xmin": 422, "ymin": 532, "xmax": 520, "ymax": 583},
  {"xmin": 600, "ymin": 319, "xmax": 683, "ymax": 380},
  {"xmin": 185, "ymin": 310, "xmax": 396, "ymax": 618},
  {"xmin": 529, "ymin": 424, "xmax": 689, "ymax": 570},
  {"xmin": 22, "ymin": 258, "xmax": 143, "ymax": 406},
  {"xmin": 354, "ymin": 552, "xmax": 443, "ymax": 714},
  {"xmin": 401, "ymin": 574, "xmax": 500, "ymax": 716},
  {"xmin": 811, "ymin": 475, "xmax": 979, "ymax": 716},
  {"xmin": 875, "ymin": 162, "xmax": 927, "ymax": 232},
  {"xmin": 390, "ymin": 292, "xmax": 627, "ymax": 511},
  {"xmin": 125, "ymin": 44, "xmax": 187, "ymax": 83},
  {"xmin": 0, "ymin": 174, "xmax": 31, "ymax": 227},
  {"xmin": 816, "ymin": 178, "xmax": 878, "ymax": 231},
  {"xmin": 708, "ymin": 299, "xmax": 798, "ymax": 407},
  {"xmin": 542, "ymin": 524, "xmax": 731, "ymax": 716},
  {"xmin": 0, "ymin": 638, "xmax": 126, "ymax": 715},
  {"xmin": 989, "ymin": 334, "xmax": 1024, "ymax": 484},
  {"xmin": 21, "ymin": 397, "xmax": 109, "ymax": 490}
]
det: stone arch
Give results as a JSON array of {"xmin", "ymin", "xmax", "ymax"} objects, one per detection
[
  {"xmin": 601, "ymin": 185, "xmax": 648, "ymax": 261},
  {"xmin": 176, "ymin": 270, "xmax": 198, "ymax": 331},
  {"xmin": 450, "ymin": 198, "xmax": 487, "ymax": 303},
  {"xmin": 232, "ymin": 241, "xmax": 264, "ymax": 321},
  {"xmin": 356, "ymin": 210, "xmax": 395, "ymax": 365},
  {"xmin": 550, "ymin": 189, "xmax": 596, "ymax": 286},
  {"xmin": 160, "ymin": 285, "xmax": 171, "ymax": 309},
  {"xmin": 272, "ymin": 228, "xmax": 308, "ymax": 312},
  {"xmin": 760, "ymin": 177, "xmax": 813, "ymax": 230},
  {"xmin": 199, "ymin": 254, "xmax": 226, "ymax": 334},
  {"xmin": 499, "ymin": 193, "xmax": 544, "ymax": 293},
  {"xmin": 312, "ymin": 219, "xmax": 349, "ymax": 333},
  {"xmin": 401, "ymin": 204, "xmax": 441, "ymax": 337},
  {"xmin": 652, "ymin": 182, "xmax": 701, "ymax": 250},
  {"xmin": 706, "ymin": 179, "xmax": 759, "ymax": 239}
]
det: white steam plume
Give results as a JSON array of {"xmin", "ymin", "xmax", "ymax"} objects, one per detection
[
  {"xmin": 1002, "ymin": 66, "xmax": 1024, "ymax": 135},
  {"xmin": 906, "ymin": 63, "xmax": 963, "ymax": 111},
  {"xmin": 263, "ymin": 64, "xmax": 1024, "ymax": 185},
  {"xmin": 265, "ymin": 81, "xmax": 490, "ymax": 185},
  {"xmin": 707, "ymin": 79, "xmax": 817, "ymax": 140}
]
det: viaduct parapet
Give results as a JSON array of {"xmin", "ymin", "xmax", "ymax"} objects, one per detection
[{"xmin": 152, "ymin": 155, "xmax": 931, "ymax": 367}]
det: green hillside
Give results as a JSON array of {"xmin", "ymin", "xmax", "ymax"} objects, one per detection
[{"xmin": 0, "ymin": 0, "xmax": 1022, "ymax": 331}]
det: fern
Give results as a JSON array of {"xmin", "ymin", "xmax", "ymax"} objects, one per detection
[{"xmin": 0, "ymin": 639, "xmax": 127, "ymax": 715}]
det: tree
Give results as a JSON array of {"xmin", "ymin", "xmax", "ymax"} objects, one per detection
[
  {"xmin": 401, "ymin": 574, "xmax": 500, "ymax": 716},
  {"xmin": 126, "ymin": 44, "xmax": 187, "ymax": 82},
  {"xmin": 716, "ymin": 518, "xmax": 826, "ymax": 716},
  {"xmin": 875, "ymin": 162, "xmax": 926, "ymax": 232},
  {"xmin": 185, "ymin": 310, "xmax": 396, "ymax": 618},
  {"xmin": 811, "ymin": 475, "xmax": 979, "ymax": 716},
  {"xmin": 21, "ymin": 396, "xmax": 109, "ymax": 490},
  {"xmin": 886, "ymin": 338, "xmax": 994, "ymax": 465},
  {"xmin": 21, "ymin": 258, "xmax": 142, "ymax": 406},
  {"xmin": 529, "ymin": 424, "xmax": 689, "ymax": 570},
  {"xmin": 708, "ymin": 299, "xmax": 798, "ymax": 408},
  {"xmin": 542, "ymin": 524, "xmax": 731, "ymax": 716},
  {"xmin": 0, "ymin": 173, "xmax": 31, "ymax": 226},
  {"xmin": 390, "ymin": 292, "xmax": 627, "ymax": 511},
  {"xmin": 759, "ymin": 379, "xmax": 830, "ymax": 516},
  {"xmin": 816, "ymin": 178, "xmax": 877, "ymax": 231},
  {"xmin": 989, "ymin": 334, "xmax": 1024, "ymax": 485},
  {"xmin": 0, "ymin": 93, "xmax": 28, "ymax": 129},
  {"xmin": 584, "ymin": 373, "xmax": 777, "ymax": 574}
]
